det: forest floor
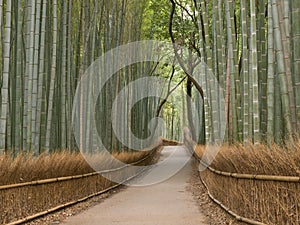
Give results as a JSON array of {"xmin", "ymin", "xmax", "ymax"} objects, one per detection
[{"xmin": 28, "ymin": 146, "xmax": 244, "ymax": 225}]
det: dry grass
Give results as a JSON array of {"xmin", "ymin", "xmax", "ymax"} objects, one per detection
[
  {"xmin": 191, "ymin": 141, "xmax": 300, "ymax": 225},
  {"xmin": 0, "ymin": 149, "xmax": 158, "ymax": 186},
  {"xmin": 161, "ymin": 138, "xmax": 182, "ymax": 146},
  {"xmin": 194, "ymin": 141, "xmax": 300, "ymax": 176},
  {"xmin": 0, "ymin": 146, "xmax": 160, "ymax": 224}
]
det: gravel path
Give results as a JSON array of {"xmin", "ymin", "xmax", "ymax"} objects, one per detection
[{"xmin": 62, "ymin": 146, "xmax": 208, "ymax": 225}]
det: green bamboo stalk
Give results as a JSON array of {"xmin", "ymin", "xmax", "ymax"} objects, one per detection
[
  {"xmin": 45, "ymin": 0, "xmax": 58, "ymax": 152},
  {"xmin": 214, "ymin": 0, "xmax": 225, "ymax": 90},
  {"xmin": 30, "ymin": 0, "xmax": 42, "ymax": 154},
  {"xmin": 200, "ymin": 0, "xmax": 213, "ymax": 142},
  {"xmin": 194, "ymin": 0, "xmax": 209, "ymax": 143},
  {"xmin": 201, "ymin": 0, "xmax": 219, "ymax": 142},
  {"xmin": 23, "ymin": 0, "xmax": 32, "ymax": 151},
  {"xmin": 15, "ymin": 0, "xmax": 24, "ymax": 152},
  {"xmin": 248, "ymin": 31, "xmax": 254, "ymax": 142},
  {"xmin": 87, "ymin": 0, "xmax": 99, "ymax": 152},
  {"xmin": 280, "ymin": 0, "xmax": 293, "ymax": 40},
  {"xmin": 212, "ymin": 0, "xmax": 221, "ymax": 141},
  {"xmin": 225, "ymin": 0, "xmax": 238, "ymax": 142},
  {"xmin": 216, "ymin": 0, "xmax": 227, "ymax": 141},
  {"xmin": 0, "ymin": 0, "xmax": 12, "ymax": 153},
  {"xmin": 0, "ymin": 0, "xmax": 3, "ymax": 81},
  {"xmin": 267, "ymin": 0, "xmax": 275, "ymax": 144},
  {"xmin": 277, "ymin": 0, "xmax": 296, "ymax": 132},
  {"xmin": 201, "ymin": 0, "xmax": 212, "ymax": 70},
  {"xmin": 67, "ymin": 0, "xmax": 74, "ymax": 151},
  {"xmin": 40, "ymin": 0, "xmax": 52, "ymax": 151},
  {"xmin": 26, "ymin": 0, "xmax": 37, "ymax": 151},
  {"xmin": 281, "ymin": 0, "xmax": 291, "ymax": 53},
  {"xmin": 240, "ymin": 0, "xmax": 249, "ymax": 141},
  {"xmin": 250, "ymin": 0, "xmax": 260, "ymax": 143},
  {"xmin": 79, "ymin": 0, "xmax": 89, "ymax": 152},
  {"xmin": 257, "ymin": 0, "xmax": 268, "ymax": 140},
  {"xmin": 229, "ymin": 0, "xmax": 242, "ymax": 141},
  {"xmin": 0, "ymin": 0, "xmax": 3, "ymax": 37},
  {"xmin": 274, "ymin": 74, "xmax": 283, "ymax": 142},
  {"xmin": 34, "ymin": 0, "xmax": 47, "ymax": 153},
  {"xmin": 271, "ymin": 0, "xmax": 293, "ymax": 136},
  {"xmin": 60, "ymin": 0, "xmax": 68, "ymax": 149},
  {"xmin": 227, "ymin": 0, "xmax": 237, "ymax": 61},
  {"xmin": 291, "ymin": 0, "xmax": 300, "ymax": 131}
]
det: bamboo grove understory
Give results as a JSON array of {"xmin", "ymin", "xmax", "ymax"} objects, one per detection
[{"xmin": 0, "ymin": 0, "xmax": 299, "ymax": 154}]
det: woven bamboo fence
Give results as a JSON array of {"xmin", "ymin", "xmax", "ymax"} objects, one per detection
[
  {"xmin": 1, "ymin": 142, "xmax": 162, "ymax": 225},
  {"xmin": 184, "ymin": 133, "xmax": 300, "ymax": 225}
]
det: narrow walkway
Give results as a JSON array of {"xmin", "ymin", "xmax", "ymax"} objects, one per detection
[{"xmin": 62, "ymin": 146, "xmax": 207, "ymax": 225}]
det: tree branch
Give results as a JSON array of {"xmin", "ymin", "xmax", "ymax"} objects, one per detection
[{"xmin": 169, "ymin": 0, "xmax": 204, "ymax": 99}]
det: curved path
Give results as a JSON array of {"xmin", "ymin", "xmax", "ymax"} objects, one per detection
[{"xmin": 62, "ymin": 146, "xmax": 207, "ymax": 225}]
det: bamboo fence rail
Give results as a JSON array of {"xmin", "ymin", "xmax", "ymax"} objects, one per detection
[
  {"xmin": 0, "ymin": 141, "xmax": 161, "ymax": 191},
  {"xmin": 198, "ymin": 172, "xmax": 267, "ymax": 225},
  {"xmin": 2, "ymin": 140, "xmax": 163, "ymax": 225},
  {"xmin": 184, "ymin": 135, "xmax": 300, "ymax": 182},
  {"xmin": 202, "ymin": 161, "xmax": 300, "ymax": 182},
  {"xmin": 6, "ymin": 169, "xmax": 146, "ymax": 225},
  {"xmin": 183, "ymin": 133, "xmax": 294, "ymax": 225}
]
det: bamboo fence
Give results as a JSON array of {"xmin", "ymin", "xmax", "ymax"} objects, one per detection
[
  {"xmin": 184, "ymin": 133, "xmax": 299, "ymax": 225},
  {"xmin": 6, "ymin": 171, "xmax": 143, "ymax": 225},
  {"xmin": 0, "ymin": 144, "xmax": 158, "ymax": 191},
  {"xmin": 184, "ymin": 134, "xmax": 300, "ymax": 182},
  {"xmin": 2, "ymin": 140, "xmax": 163, "ymax": 224}
]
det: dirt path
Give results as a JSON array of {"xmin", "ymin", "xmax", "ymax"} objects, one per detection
[{"xmin": 62, "ymin": 146, "xmax": 208, "ymax": 225}]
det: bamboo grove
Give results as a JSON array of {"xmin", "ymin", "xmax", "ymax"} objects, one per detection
[
  {"xmin": 0, "ymin": 0, "xmax": 299, "ymax": 154},
  {"xmin": 0, "ymin": 0, "xmax": 165, "ymax": 154},
  {"xmin": 168, "ymin": 0, "xmax": 300, "ymax": 144}
]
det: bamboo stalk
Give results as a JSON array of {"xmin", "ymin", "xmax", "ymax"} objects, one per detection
[
  {"xmin": 271, "ymin": 0, "xmax": 293, "ymax": 136},
  {"xmin": 240, "ymin": 0, "xmax": 249, "ymax": 141},
  {"xmin": 291, "ymin": 0, "xmax": 300, "ymax": 131},
  {"xmin": 250, "ymin": 0, "xmax": 260, "ymax": 143},
  {"xmin": 45, "ymin": 0, "xmax": 58, "ymax": 152},
  {"xmin": 267, "ymin": 0, "xmax": 275, "ymax": 144},
  {"xmin": 0, "ymin": 0, "xmax": 12, "ymax": 153},
  {"xmin": 225, "ymin": 0, "xmax": 238, "ymax": 142}
]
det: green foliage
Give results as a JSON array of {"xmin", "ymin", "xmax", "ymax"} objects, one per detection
[{"xmin": 0, "ymin": 0, "xmax": 299, "ymax": 154}]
